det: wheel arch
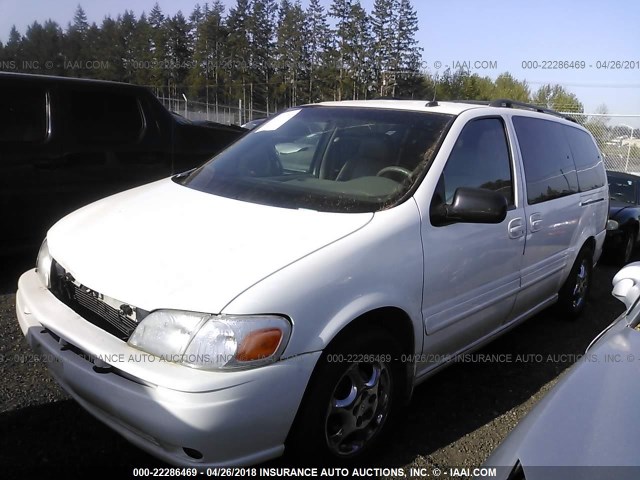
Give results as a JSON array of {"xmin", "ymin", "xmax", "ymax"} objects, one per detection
[
  {"xmin": 321, "ymin": 306, "xmax": 416, "ymax": 402},
  {"xmin": 582, "ymin": 236, "xmax": 596, "ymax": 257}
]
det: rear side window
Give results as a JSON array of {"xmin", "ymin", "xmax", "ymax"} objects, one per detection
[
  {"xmin": 0, "ymin": 87, "xmax": 48, "ymax": 143},
  {"xmin": 563, "ymin": 125, "xmax": 606, "ymax": 191},
  {"xmin": 67, "ymin": 90, "xmax": 144, "ymax": 144},
  {"xmin": 513, "ymin": 116, "xmax": 578, "ymax": 205}
]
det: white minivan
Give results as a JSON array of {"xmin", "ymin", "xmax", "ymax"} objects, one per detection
[{"xmin": 16, "ymin": 99, "xmax": 608, "ymax": 466}]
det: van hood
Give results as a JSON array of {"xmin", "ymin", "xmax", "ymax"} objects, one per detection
[{"xmin": 47, "ymin": 178, "xmax": 373, "ymax": 313}]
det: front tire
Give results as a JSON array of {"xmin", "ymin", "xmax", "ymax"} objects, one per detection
[
  {"xmin": 287, "ymin": 329, "xmax": 402, "ymax": 463},
  {"xmin": 557, "ymin": 247, "xmax": 593, "ymax": 318}
]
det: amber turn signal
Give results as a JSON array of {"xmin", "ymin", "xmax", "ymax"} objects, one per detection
[{"xmin": 236, "ymin": 328, "xmax": 283, "ymax": 361}]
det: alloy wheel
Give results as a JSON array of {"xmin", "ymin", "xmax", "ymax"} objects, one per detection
[
  {"xmin": 324, "ymin": 360, "xmax": 392, "ymax": 456},
  {"xmin": 571, "ymin": 260, "xmax": 589, "ymax": 310}
]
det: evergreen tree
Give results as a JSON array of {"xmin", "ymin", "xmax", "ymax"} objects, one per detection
[
  {"xmin": 193, "ymin": 1, "xmax": 228, "ymax": 110},
  {"xmin": 188, "ymin": 3, "xmax": 208, "ymax": 98},
  {"xmin": 22, "ymin": 20, "xmax": 64, "ymax": 75},
  {"xmin": 249, "ymin": 0, "xmax": 277, "ymax": 113},
  {"xmin": 148, "ymin": 2, "xmax": 168, "ymax": 89},
  {"xmin": 392, "ymin": 0, "xmax": 422, "ymax": 97},
  {"xmin": 84, "ymin": 22, "xmax": 101, "ymax": 78},
  {"xmin": 73, "ymin": 5, "xmax": 89, "ymax": 33},
  {"xmin": 371, "ymin": 0, "xmax": 395, "ymax": 96},
  {"xmin": 96, "ymin": 16, "xmax": 126, "ymax": 81},
  {"xmin": 348, "ymin": 1, "xmax": 373, "ymax": 99},
  {"xmin": 305, "ymin": 0, "xmax": 331, "ymax": 102},
  {"xmin": 189, "ymin": 4, "xmax": 205, "ymax": 33},
  {"xmin": 2, "ymin": 26, "xmax": 23, "ymax": 66},
  {"xmin": 65, "ymin": 6, "xmax": 88, "ymax": 76},
  {"xmin": 166, "ymin": 11, "xmax": 192, "ymax": 88},
  {"xmin": 275, "ymin": 0, "xmax": 307, "ymax": 108},
  {"xmin": 130, "ymin": 13, "xmax": 154, "ymax": 86},
  {"xmin": 226, "ymin": 0, "xmax": 252, "ymax": 118},
  {"xmin": 119, "ymin": 10, "xmax": 138, "ymax": 82},
  {"xmin": 328, "ymin": 0, "xmax": 352, "ymax": 100}
]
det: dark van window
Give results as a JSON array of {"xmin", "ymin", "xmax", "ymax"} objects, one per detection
[
  {"xmin": 68, "ymin": 90, "xmax": 144, "ymax": 144},
  {"xmin": 438, "ymin": 118, "xmax": 513, "ymax": 206},
  {"xmin": 0, "ymin": 87, "xmax": 47, "ymax": 143},
  {"xmin": 513, "ymin": 116, "xmax": 579, "ymax": 204},
  {"xmin": 563, "ymin": 125, "xmax": 606, "ymax": 191}
]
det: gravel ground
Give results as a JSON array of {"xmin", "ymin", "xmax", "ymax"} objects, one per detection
[{"xmin": 0, "ymin": 252, "xmax": 628, "ymax": 478}]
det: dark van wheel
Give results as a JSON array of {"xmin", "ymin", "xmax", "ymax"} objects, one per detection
[
  {"xmin": 287, "ymin": 329, "xmax": 402, "ymax": 463},
  {"xmin": 557, "ymin": 247, "xmax": 593, "ymax": 319}
]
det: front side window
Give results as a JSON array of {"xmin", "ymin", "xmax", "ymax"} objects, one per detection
[
  {"xmin": 435, "ymin": 117, "xmax": 514, "ymax": 207},
  {"xmin": 180, "ymin": 107, "xmax": 453, "ymax": 213},
  {"xmin": 513, "ymin": 116, "xmax": 579, "ymax": 205},
  {"xmin": 0, "ymin": 87, "xmax": 48, "ymax": 143}
]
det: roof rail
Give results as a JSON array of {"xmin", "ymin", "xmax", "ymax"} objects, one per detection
[{"xmin": 448, "ymin": 98, "xmax": 578, "ymax": 123}]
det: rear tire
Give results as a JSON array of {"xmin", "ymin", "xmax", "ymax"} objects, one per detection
[
  {"xmin": 287, "ymin": 329, "xmax": 403, "ymax": 464},
  {"xmin": 557, "ymin": 247, "xmax": 593, "ymax": 319}
]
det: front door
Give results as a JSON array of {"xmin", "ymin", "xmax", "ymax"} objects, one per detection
[{"xmin": 420, "ymin": 117, "xmax": 525, "ymax": 363}]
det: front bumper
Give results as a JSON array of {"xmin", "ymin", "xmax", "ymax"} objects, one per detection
[{"xmin": 16, "ymin": 269, "xmax": 320, "ymax": 466}]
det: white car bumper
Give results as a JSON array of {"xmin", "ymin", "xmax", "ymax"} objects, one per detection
[{"xmin": 16, "ymin": 269, "xmax": 320, "ymax": 466}]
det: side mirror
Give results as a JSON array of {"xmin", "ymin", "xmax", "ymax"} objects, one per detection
[{"xmin": 431, "ymin": 187, "xmax": 508, "ymax": 226}]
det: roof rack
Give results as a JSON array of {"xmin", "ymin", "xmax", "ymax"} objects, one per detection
[{"xmin": 448, "ymin": 98, "xmax": 578, "ymax": 123}]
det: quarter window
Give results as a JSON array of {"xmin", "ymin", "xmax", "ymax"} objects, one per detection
[
  {"xmin": 512, "ymin": 116, "xmax": 579, "ymax": 204},
  {"xmin": 563, "ymin": 125, "xmax": 606, "ymax": 191},
  {"xmin": 437, "ymin": 118, "xmax": 514, "ymax": 206}
]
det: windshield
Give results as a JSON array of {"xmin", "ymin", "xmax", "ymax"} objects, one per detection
[
  {"xmin": 608, "ymin": 174, "xmax": 637, "ymax": 204},
  {"xmin": 178, "ymin": 106, "xmax": 453, "ymax": 212}
]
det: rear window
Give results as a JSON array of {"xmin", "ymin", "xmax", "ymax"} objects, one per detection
[
  {"xmin": 0, "ymin": 87, "xmax": 48, "ymax": 143},
  {"xmin": 512, "ymin": 116, "xmax": 579, "ymax": 204},
  {"xmin": 67, "ymin": 89, "xmax": 144, "ymax": 144},
  {"xmin": 563, "ymin": 125, "xmax": 606, "ymax": 192}
]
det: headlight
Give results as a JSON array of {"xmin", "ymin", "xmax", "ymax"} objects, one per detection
[
  {"xmin": 607, "ymin": 219, "xmax": 620, "ymax": 231},
  {"xmin": 36, "ymin": 238, "xmax": 52, "ymax": 288},
  {"xmin": 128, "ymin": 310, "xmax": 291, "ymax": 371}
]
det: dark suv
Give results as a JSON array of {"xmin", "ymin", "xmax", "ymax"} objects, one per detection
[{"xmin": 0, "ymin": 72, "xmax": 244, "ymax": 253}]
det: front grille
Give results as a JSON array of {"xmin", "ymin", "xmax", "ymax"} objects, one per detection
[
  {"xmin": 73, "ymin": 285, "xmax": 138, "ymax": 335},
  {"xmin": 49, "ymin": 260, "xmax": 147, "ymax": 341}
]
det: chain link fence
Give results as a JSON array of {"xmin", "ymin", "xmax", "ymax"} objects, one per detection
[
  {"xmin": 560, "ymin": 112, "xmax": 640, "ymax": 174},
  {"xmin": 156, "ymin": 95, "xmax": 269, "ymax": 126}
]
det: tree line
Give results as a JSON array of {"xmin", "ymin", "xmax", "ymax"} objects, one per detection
[{"xmin": 0, "ymin": 1, "xmax": 585, "ymax": 115}]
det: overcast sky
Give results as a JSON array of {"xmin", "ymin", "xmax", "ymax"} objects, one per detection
[{"xmin": 1, "ymin": 0, "xmax": 638, "ymax": 122}]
